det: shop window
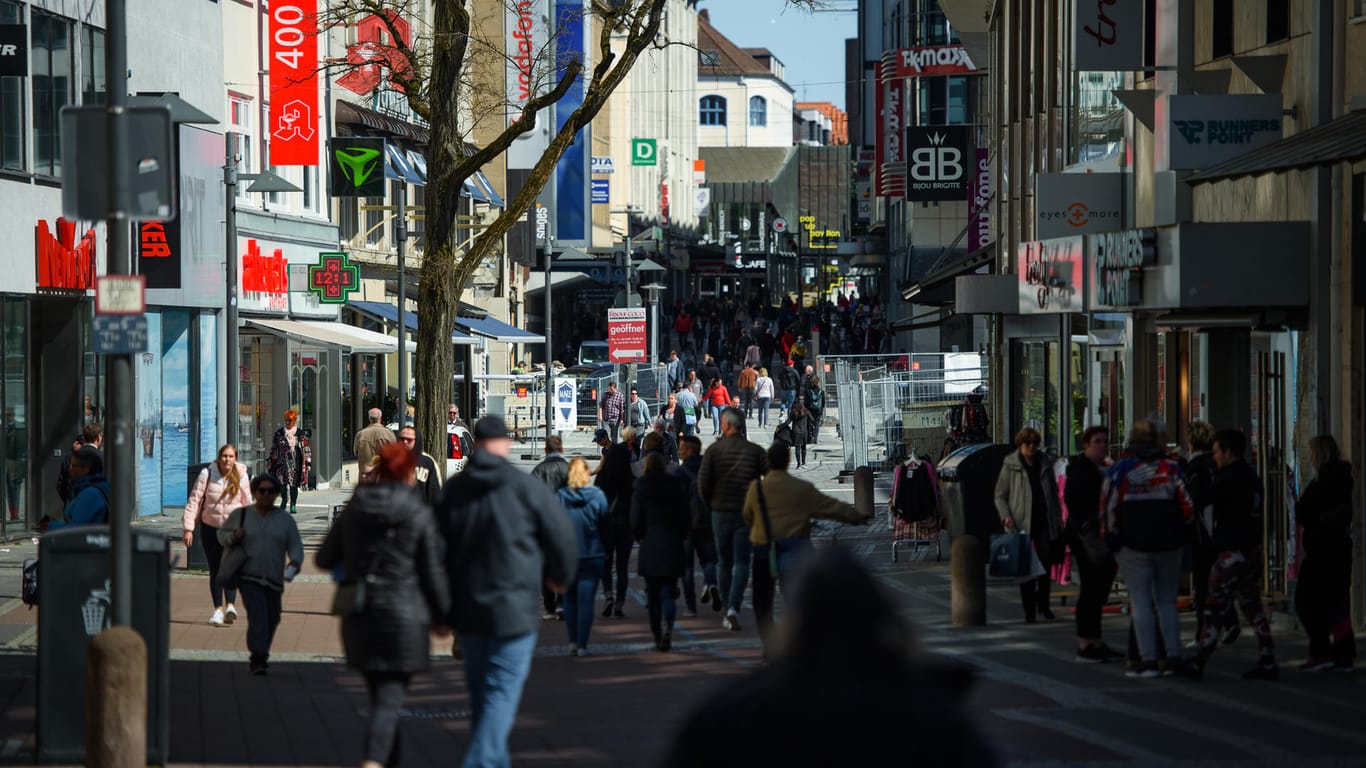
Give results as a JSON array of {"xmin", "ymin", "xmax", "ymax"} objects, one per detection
[
  {"xmin": 1011, "ymin": 339, "xmax": 1061, "ymax": 453},
  {"xmin": 228, "ymin": 93, "xmax": 253, "ymax": 200},
  {"xmin": 699, "ymin": 95, "xmax": 726, "ymax": 126},
  {"xmin": 81, "ymin": 26, "xmax": 105, "ymax": 105},
  {"xmin": 1211, "ymin": 0, "xmax": 1234, "ymax": 59},
  {"xmin": 749, "ymin": 95, "xmax": 767, "ymax": 127},
  {"xmin": 135, "ymin": 313, "xmax": 164, "ymax": 515},
  {"xmin": 1, "ymin": 0, "xmax": 24, "ymax": 172},
  {"xmin": 1266, "ymin": 0, "xmax": 1289, "ymax": 43},
  {"xmin": 31, "ymin": 9, "xmax": 73, "ymax": 177},
  {"xmin": 2, "ymin": 298, "xmax": 28, "ymax": 532},
  {"xmin": 948, "ymin": 77, "xmax": 967, "ymax": 124}
]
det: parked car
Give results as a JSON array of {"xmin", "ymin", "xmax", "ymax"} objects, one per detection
[{"xmin": 578, "ymin": 340, "xmax": 610, "ymax": 367}]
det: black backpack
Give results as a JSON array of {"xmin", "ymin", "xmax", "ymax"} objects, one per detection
[{"xmin": 21, "ymin": 558, "xmax": 38, "ymax": 608}]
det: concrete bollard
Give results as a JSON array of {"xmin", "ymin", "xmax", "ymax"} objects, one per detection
[
  {"xmin": 853, "ymin": 466, "xmax": 875, "ymax": 519},
  {"xmin": 87, "ymin": 626, "xmax": 146, "ymax": 768},
  {"xmin": 951, "ymin": 535, "xmax": 986, "ymax": 626}
]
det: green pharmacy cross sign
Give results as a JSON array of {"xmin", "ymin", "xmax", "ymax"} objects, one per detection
[
  {"xmin": 308, "ymin": 252, "xmax": 359, "ymax": 303},
  {"xmin": 330, "ymin": 137, "xmax": 386, "ymax": 198}
]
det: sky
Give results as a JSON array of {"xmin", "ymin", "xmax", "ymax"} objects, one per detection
[{"xmin": 700, "ymin": 0, "xmax": 858, "ymax": 110}]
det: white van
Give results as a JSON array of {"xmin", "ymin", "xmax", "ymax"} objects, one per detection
[{"xmin": 578, "ymin": 340, "xmax": 610, "ymax": 366}]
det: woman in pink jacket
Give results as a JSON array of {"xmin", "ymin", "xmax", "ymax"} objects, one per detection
[{"xmin": 183, "ymin": 444, "xmax": 252, "ymax": 626}]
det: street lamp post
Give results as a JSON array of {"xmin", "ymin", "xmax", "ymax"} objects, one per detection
[{"xmin": 641, "ymin": 283, "xmax": 666, "ymax": 400}]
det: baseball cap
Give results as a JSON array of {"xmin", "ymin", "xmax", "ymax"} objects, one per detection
[
  {"xmin": 473, "ymin": 415, "xmax": 511, "ymax": 441},
  {"xmin": 594, "ymin": 427, "xmax": 610, "ymax": 441}
]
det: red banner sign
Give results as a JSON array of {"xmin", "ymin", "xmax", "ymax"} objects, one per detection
[
  {"xmin": 269, "ymin": 1, "xmax": 319, "ymax": 165},
  {"xmin": 36, "ymin": 217, "xmax": 97, "ymax": 291},
  {"xmin": 242, "ymin": 239, "xmax": 289, "ymax": 294},
  {"xmin": 888, "ymin": 45, "xmax": 979, "ymax": 78},
  {"xmin": 607, "ymin": 308, "xmax": 648, "ymax": 363},
  {"xmin": 876, "ymin": 59, "xmax": 906, "ymax": 198}
]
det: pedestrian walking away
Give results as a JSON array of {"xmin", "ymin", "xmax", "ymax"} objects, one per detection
[
  {"xmin": 436, "ymin": 416, "xmax": 577, "ymax": 768},
  {"xmin": 316, "ymin": 443, "xmax": 451, "ymax": 768},
  {"xmin": 353, "ymin": 407, "xmax": 394, "ymax": 484},
  {"xmin": 737, "ymin": 363, "xmax": 758, "ymax": 419},
  {"xmin": 803, "ymin": 375, "xmax": 825, "ymax": 444},
  {"xmin": 632, "ymin": 452, "xmax": 691, "ymax": 651},
  {"xmin": 532, "ymin": 436, "xmax": 571, "ymax": 622},
  {"xmin": 698, "ymin": 409, "xmax": 768, "ymax": 630},
  {"xmin": 596, "ymin": 426, "xmax": 638, "ymax": 618},
  {"xmin": 217, "ymin": 473, "xmax": 304, "ymax": 675},
  {"xmin": 557, "ymin": 458, "xmax": 610, "ymax": 656},
  {"xmin": 1181, "ymin": 429, "xmax": 1278, "ymax": 681},
  {"xmin": 995, "ymin": 428, "xmax": 1062, "ymax": 623},
  {"xmin": 676, "ymin": 435, "xmax": 719, "ymax": 615},
  {"xmin": 1100, "ymin": 421, "xmax": 1193, "ymax": 679},
  {"xmin": 183, "ymin": 444, "xmax": 251, "ymax": 627},
  {"xmin": 1293, "ymin": 434, "xmax": 1356, "ymax": 672},
  {"xmin": 754, "ymin": 368, "xmax": 775, "ymax": 427},
  {"xmin": 1060, "ymin": 427, "xmax": 1123, "ymax": 663},
  {"xmin": 743, "ymin": 443, "xmax": 870, "ymax": 656}
]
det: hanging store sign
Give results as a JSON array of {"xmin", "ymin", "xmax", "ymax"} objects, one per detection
[
  {"xmin": 337, "ymin": 11, "xmax": 412, "ymax": 96},
  {"xmin": 874, "ymin": 62, "xmax": 906, "ymax": 197},
  {"xmin": 967, "ymin": 149, "xmax": 991, "ymax": 252},
  {"xmin": 905, "ymin": 126, "xmax": 969, "ymax": 202},
  {"xmin": 136, "ymin": 220, "xmax": 182, "ymax": 289},
  {"xmin": 308, "ymin": 252, "xmax": 360, "ymax": 304},
  {"xmin": 607, "ymin": 307, "xmax": 647, "ymax": 363},
  {"xmin": 1072, "ymin": 0, "xmax": 1144, "ymax": 71},
  {"xmin": 1035, "ymin": 172, "xmax": 1125, "ymax": 238},
  {"xmin": 35, "ymin": 217, "xmax": 98, "ymax": 292},
  {"xmin": 1087, "ymin": 228, "xmax": 1156, "ymax": 308},
  {"xmin": 1166, "ymin": 94, "xmax": 1282, "ymax": 170},
  {"xmin": 887, "ymin": 44, "xmax": 979, "ymax": 77},
  {"xmin": 269, "ymin": 0, "xmax": 320, "ymax": 165},
  {"xmin": 329, "ymin": 137, "xmax": 386, "ymax": 197},
  {"xmin": 0, "ymin": 25, "xmax": 26, "ymax": 77},
  {"xmin": 1017, "ymin": 236, "xmax": 1085, "ymax": 314}
]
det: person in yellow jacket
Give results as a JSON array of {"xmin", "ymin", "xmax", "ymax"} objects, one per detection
[{"xmin": 742, "ymin": 443, "xmax": 872, "ymax": 656}]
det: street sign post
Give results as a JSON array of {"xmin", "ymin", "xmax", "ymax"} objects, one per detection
[
  {"xmin": 92, "ymin": 315, "xmax": 149, "ymax": 355},
  {"xmin": 95, "ymin": 275, "xmax": 146, "ymax": 315},
  {"xmin": 553, "ymin": 378, "xmax": 577, "ymax": 432}
]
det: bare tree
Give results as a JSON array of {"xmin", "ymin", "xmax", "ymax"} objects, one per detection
[{"xmin": 321, "ymin": 0, "xmax": 822, "ymax": 467}]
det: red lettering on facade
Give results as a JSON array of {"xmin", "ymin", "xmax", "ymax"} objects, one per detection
[
  {"xmin": 139, "ymin": 221, "xmax": 172, "ymax": 259},
  {"xmin": 35, "ymin": 217, "xmax": 98, "ymax": 290},
  {"xmin": 337, "ymin": 11, "xmax": 413, "ymax": 96},
  {"xmin": 241, "ymin": 239, "xmax": 289, "ymax": 294}
]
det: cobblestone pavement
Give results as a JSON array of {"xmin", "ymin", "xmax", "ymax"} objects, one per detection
[{"xmin": 0, "ymin": 417, "xmax": 1363, "ymax": 766}]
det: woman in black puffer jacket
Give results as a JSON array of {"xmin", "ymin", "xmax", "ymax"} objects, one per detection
[
  {"xmin": 1294, "ymin": 435, "xmax": 1356, "ymax": 671},
  {"xmin": 317, "ymin": 443, "xmax": 451, "ymax": 768},
  {"xmin": 632, "ymin": 452, "xmax": 691, "ymax": 652}
]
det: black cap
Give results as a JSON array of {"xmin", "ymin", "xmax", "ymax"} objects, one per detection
[
  {"xmin": 473, "ymin": 415, "xmax": 511, "ymax": 441},
  {"xmin": 594, "ymin": 427, "xmax": 610, "ymax": 441}
]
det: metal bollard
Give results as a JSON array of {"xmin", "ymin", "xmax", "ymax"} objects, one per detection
[
  {"xmin": 951, "ymin": 535, "xmax": 986, "ymax": 626},
  {"xmin": 853, "ymin": 465, "xmax": 875, "ymax": 518},
  {"xmin": 86, "ymin": 626, "xmax": 147, "ymax": 768}
]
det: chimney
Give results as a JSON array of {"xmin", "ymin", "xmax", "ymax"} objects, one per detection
[{"xmin": 698, "ymin": 8, "xmax": 709, "ymax": 22}]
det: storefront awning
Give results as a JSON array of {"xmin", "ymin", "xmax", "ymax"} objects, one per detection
[
  {"xmin": 244, "ymin": 318, "xmax": 411, "ymax": 354},
  {"xmin": 1187, "ymin": 107, "xmax": 1366, "ymax": 182},
  {"xmin": 348, "ymin": 300, "xmax": 478, "ymax": 345},
  {"xmin": 455, "ymin": 315, "xmax": 546, "ymax": 344},
  {"xmin": 901, "ymin": 241, "xmax": 997, "ymax": 304}
]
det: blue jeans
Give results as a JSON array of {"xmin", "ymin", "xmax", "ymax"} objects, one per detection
[
  {"xmin": 1115, "ymin": 548, "xmax": 1183, "ymax": 663},
  {"xmin": 565, "ymin": 558, "xmax": 602, "ymax": 648},
  {"xmin": 459, "ymin": 632, "xmax": 537, "ymax": 768},
  {"xmin": 712, "ymin": 511, "xmax": 752, "ymax": 613},
  {"xmin": 780, "ymin": 389, "xmax": 796, "ymax": 414},
  {"xmin": 710, "ymin": 405, "xmax": 724, "ymax": 433},
  {"xmin": 756, "ymin": 397, "xmax": 772, "ymax": 426}
]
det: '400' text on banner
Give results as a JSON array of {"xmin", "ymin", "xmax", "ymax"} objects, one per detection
[{"xmin": 269, "ymin": 2, "xmax": 319, "ymax": 165}]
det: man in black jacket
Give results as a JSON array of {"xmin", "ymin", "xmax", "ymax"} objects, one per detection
[
  {"xmin": 676, "ymin": 435, "xmax": 719, "ymax": 615},
  {"xmin": 595, "ymin": 426, "xmax": 638, "ymax": 618},
  {"xmin": 1063, "ymin": 426, "xmax": 1123, "ymax": 663},
  {"xmin": 699, "ymin": 409, "xmax": 767, "ymax": 630},
  {"xmin": 436, "ymin": 417, "xmax": 576, "ymax": 765},
  {"xmin": 531, "ymin": 435, "xmax": 570, "ymax": 620},
  {"xmin": 1182, "ymin": 429, "xmax": 1277, "ymax": 681},
  {"xmin": 397, "ymin": 426, "xmax": 442, "ymax": 507}
]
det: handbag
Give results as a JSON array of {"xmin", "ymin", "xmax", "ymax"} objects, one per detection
[
  {"xmin": 755, "ymin": 478, "xmax": 809, "ymax": 580},
  {"xmin": 988, "ymin": 531, "xmax": 1032, "ymax": 578},
  {"xmin": 217, "ymin": 508, "xmax": 248, "ymax": 590}
]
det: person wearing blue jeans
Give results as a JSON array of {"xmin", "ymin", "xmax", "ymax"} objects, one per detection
[
  {"xmin": 565, "ymin": 558, "xmax": 602, "ymax": 652},
  {"xmin": 712, "ymin": 510, "xmax": 753, "ymax": 629},
  {"xmin": 459, "ymin": 632, "xmax": 538, "ymax": 767},
  {"xmin": 556, "ymin": 457, "xmax": 609, "ymax": 656}
]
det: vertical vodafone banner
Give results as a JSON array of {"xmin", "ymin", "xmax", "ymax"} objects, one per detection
[
  {"xmin": 269, "ymin": 1, "xmax": 319, "ymax": 165},
  {"xmin": 607, "ymin": 308, "xmax": 648, "ymax": 363}
]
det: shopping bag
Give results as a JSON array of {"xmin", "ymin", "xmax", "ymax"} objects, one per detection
[{"xmin": 988, "ymin": 531, "xmax": 1032, "ymax": 578}]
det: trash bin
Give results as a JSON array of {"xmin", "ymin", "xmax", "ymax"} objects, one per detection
[
  {"xmin": 184, "ymin": 462, "xmax": 211, "ymax": 569},
  {"xmin": 936, "ymin": 443, "xmax": 1013, "ymax": 551},
  {"xmin": 36, "ymin": 526, "xmax": 170, "ymax": 764}
]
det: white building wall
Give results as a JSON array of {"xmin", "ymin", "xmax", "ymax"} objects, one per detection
[{"xmin": 696, "ymin": 76, "xmax": 793, "ymax": 148}]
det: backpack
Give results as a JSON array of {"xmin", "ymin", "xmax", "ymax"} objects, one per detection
[
  {"xmin": 808, "ymin": 387, "xmax": 824, "ymax": 410},
  {"xmin": 21, "ymin": 558, "xmax": 38, "ymax": 608}
]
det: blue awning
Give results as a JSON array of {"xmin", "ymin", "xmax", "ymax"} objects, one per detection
[
  {"xmin": 384, "ymin": 142, "xmax": 424, "ymax": 186},
  {"xmin": 350, "ymin": 129, "xmax": 504, "ymax": 206},
  {"xmin": 349, "ymin": 300, "xmax": 477, "ymax": 345},
  {"xmin": 455, "ymin": 314, "xmax": 545, "ymax": 344}
]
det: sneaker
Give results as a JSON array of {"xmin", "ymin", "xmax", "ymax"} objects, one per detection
[
  {"xmin": 602, "ymin": 599, "xmax": 615, "ymax": 618},
  {"xmin": 223, "ymin": 605, "xmax": 237, "ymax": 625},
  {"xmin": 612, "ymin": 606, "xmax": 625, "ymax": 619},
  {"xmin": 1299, "ymin": 657, "xmax": 1336, "ymax": 673},
  {"xmin": 573, "ymin": 647, "xmax": 585, "ymax": 657},
  {"xmin": 1076, "ymin": 646, "xmax": 1107, "ymax": 664},
  {"xmin": 699, "ymin": 588, "xmax": 711, "ymax": 607},
  {"xmin": 249, "ymin": 662, "xmax": 268, "ymax": 676},
  {"xmin": 541, "ymin": 612, "xmax": 558, "ymax": 621},
  {"xmin": 1243, "ymin": 661, "xmax": 1280, "ymax": 681},
  {"xmin": 568, "ymin": 642, "xmax": 578, "ymax": 655},
  {"xmin": 1125, "ymin": 662, "xmax": 1162, "ymax": 679},
  {"xmin": 209, "ymin": 609, "xmax": 226, "ymax": 626},
  {"xmin": 722, "ymin": 613, "xmax": 741, "ymax": 632},
  {"xmin": 708, "ymin": 586, "xmax": 723, "ymax": 612}
]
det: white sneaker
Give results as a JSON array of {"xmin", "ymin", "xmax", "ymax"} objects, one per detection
[
  {"xmin": 209, "ymin": 608, "xmax": 225, "ymax": 626},
  {"xmin": 224, "ymin": 605, "xmax": 237, "ymax": 624}
]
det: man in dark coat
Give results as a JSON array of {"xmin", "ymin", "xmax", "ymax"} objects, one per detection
[
  {"xmin": 698, "ymin": 409, "xmax": 767, "ymax": 630},
  {"xmin": 398, "ymin": 426, "xmax": 442, "ymax": 507},
  {"xmin": 531, "ymin": 435, "xmax": 570, "ymax": 620},
  {"xmin": 436, "ymin": 417, "xmax": 576, "ymax": 766},
  {"xmin": 595, "ymin": 426, "xmax": 639, "ymax": 617}
]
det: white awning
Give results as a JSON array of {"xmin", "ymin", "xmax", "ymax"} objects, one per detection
[{"xmin": 244, "ymin": 318, "xmax": 413, "ymax": 353}]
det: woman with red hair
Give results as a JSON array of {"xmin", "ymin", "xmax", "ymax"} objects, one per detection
[
  {"xmin": 268, "ymin": 408, "xmax": 312, "ymax": 514},
  {"xmin": 318, "ymin": 442, "xmax": 451, "ymax": 768}
]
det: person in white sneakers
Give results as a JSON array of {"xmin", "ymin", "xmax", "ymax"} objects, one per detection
[{"xmin": 183, "ymin": 444, "xmax": 252, "ymax": 626}]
